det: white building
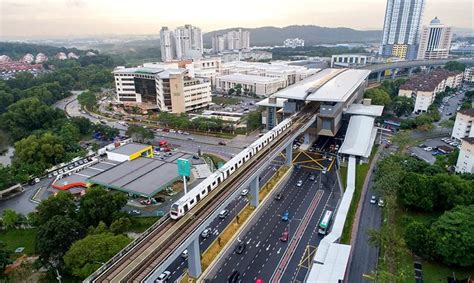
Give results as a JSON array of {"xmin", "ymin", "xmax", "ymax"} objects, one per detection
[
  {"xmin": 417, "ymin": 17, "xmax": 453, "ymax": 60},
  {"xmin": 283, "ymin": 38, "xmax": 305, "ymax": 48},
  {"xmin": 464, "ymin": 67, "xmax": 474, "ymax": 83},
  {"xmin": 186, "ymin": 58, "xmax": 222, "ymax": 87},
  {"xmin": 21, "ymin": 53, "xmax": 34, "ymax": 64},
  {"xmin": 455, "ymin": 137, "xmax": 474, "ymax": 174},
  {"xmin": 212, "ymin": 29, "xmax": 250, "ymax": 53},
  {"xmin": 56, "ymin": 52, "xmax": 67, "ymax": 60},
  {"xmin": 380, "ymin": 0, "xmax": 425, "ymax": 59},
  {"xmin": 398, "ymin": 69, "xmax": 463, "ymax": 113},
  {"xmin": 331, "ymin": 54, "xmax": 372, "ymax": 68},
  {"xmin": 160, "ymin": 26, "xmax": 175, "ymax": 62},
  {"xmin": 35, "ymin": 53, "xmax": 48, "ymax": 63},
  {"xmin": 452, "ymin": 108, "xmax": 474, "ymax": 141},
  {"xmin": 174, "ymin": 24, "xmax": 203, "ymax": 60},
  {"xmin": 113, "ymin": 63, "xmax": 211, "ymax": 114},
  {"xmin": 215, "ymin": 73, "xmax": 285, "ymax": 97}
]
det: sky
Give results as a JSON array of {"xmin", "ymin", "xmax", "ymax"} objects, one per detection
[{"xmin": 0, "ymin": 0, "xmax": 473, "ymax": 38}]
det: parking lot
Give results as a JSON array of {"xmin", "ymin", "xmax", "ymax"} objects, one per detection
[{"xmin": 409, "ymin": 136, "xmax": 457, "ymax": 164}]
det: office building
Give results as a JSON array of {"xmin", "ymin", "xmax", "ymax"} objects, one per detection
[
  {"xmin": 452, "ymin": 108, "xmax": 474, "ymax": 141},
  {"xmin": 216, "ymin": 73, "xmax": 285, "ymax": 97},
  {"xmin": 211, "ymin": 29, "xmax": 250, "ymax": 53},
  {"xmin": 284, "ymin": 38, "xmax": 305, "ymax": 48},
  {"xmin": 417, "ymin": 17, "xmax": 453, "ymax": 60},
  {"xmin": 455, "ymin": 137, "xmax": 474, "ymax": 173},
  {"xmin": 398, "ymin": 69, "xmax": 463, "ymax": 113},
  {"xmin": 160, "ymin": 27, "xmax": 175, "ymax": 62},
  {"xmin": 380, "ymin": 0, "xmax": 425, "ymax": 60},
  {"xmin": 113, "ymin": 63, "xmax": 211, "ymax": 114},
  {"xmin": 174, "ymin": 24, "xmax": 203, "ymax": 60},
  {"xmin": 464, "ymin": 67, "xmax": 474, "ymax": 83}
]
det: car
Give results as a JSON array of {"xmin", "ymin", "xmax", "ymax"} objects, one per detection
[
  {"xmin": 281, "ymin": 211, "xmax": 289, "ymax": 221},
  {"xmin": 219, "ymin": 209, "xmax": 229, "ymax": 219},
  {"xmin": 370, "ymin": 195, "xmax": 377, "ymax": 204},
  {"xmin": 423, "ymin": 147, "xmax": 433, "ymax": 151},
  {"xmin": 241, "ymin": 189, "xmax": 248, "ymax": 196},
  {"xmin": 177, "ymin": 130, "xmax": 183, "ymax": 134},
  {"xmin": 155, "ymin": 271, "xmax": 171, "ymax": 283},
  {"xmin": 296, "ymin": 180, "xmax": 303, "ymax": 187},
  {"xmin": 218, "ymin": 141, "xmax": 227, "ymax": 146},
  {"xmin": 228, "ymin": 271, "xmax": 240, "ymax": 283},
  {"xmin": 192, "ymin": 155, "xmax": 199, "ymax": 160},
  {"xmin": 255, "ymin": 279, "xmax": 264, "ymax": 283},
  {"xmin": 169, "ymin": 129, "xmax": 176, "ymax": 133},
  {"xmin": 280, "ymin": 229, "xmax": 289, "ymax": 242},
  {"xmin": 201, "ymin": 228, "xmax": 211, "ymax": 238},
  {"xmin": 47, "ymin": 173, "xmax": 53, "ymax": 178},
  {"xmin": 187, "ymin": 137, "xmax": 194, "ymax": 140},
  {"xmin": 274, "ymin": 193, "xmax": 283, "ymax": 201},
  {"xmin": 418, "ymin": 143, "xmax": 426, "ymax": 148},
  {"xmin": 156, "ymin": 128, "xmax": 163, "ymax": 132},
  {"xmin": 378, "ymin": 199, "xmax": 385, "ymax": 207},
  {"xmin": 128, "ymin": 209, "xmax": 141, "ymax": 215},
  {"xmin": 309, "ymin": 175, "xmax": 316, "ymax": 181},
  {"xmin": 154, "ymin": 196, "xmax": 166, "ymax": 203},
  {"xmin": 447, "ymin": 112, "xmax": 453, "ymax": 116},
  {"xmin": 235, "ymin": 242, "xmax": 246, "ymax": 254},
  {"xmin": 181, "ymin": 249, "xmax": 188, "ymax": 259},
  {"xmin": 52, "ymin": 171, "xmax": 58, "ymax": 176}
]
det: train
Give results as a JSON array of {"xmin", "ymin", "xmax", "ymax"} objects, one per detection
[{"xmin": 170, "ymin": 114, "xmax": 296, "ymax": 220}]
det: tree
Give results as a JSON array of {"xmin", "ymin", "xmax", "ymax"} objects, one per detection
[
  {"xmin": 431, "ymin": 205, "xmax": 474, "ymax": 267},
  {"xmin": 236, "ymin": 88, "xmax": 242, "ymax": 95},
  {"xmin": 364, "ymin": 88, "xmax": 391, "ymax": 106},
  {"xmin": 0, "ymin": 165, "xmax": 16, "ymax": 191},
  {"xmin": 70, "ymin": 116, "xmax": 93, "ymax": 135},
  {"xmin": 78, "ymin": 187, "xmax": 128, "ymax": 227},
  {"xmin": 2, "ymin": 209, "xmax": 20, "ymax": 229},
  {"xmin": 12, "ymin": 132, "xmax": 66, "ymax": 176},
  {"xmin": 246, "ymin": 110, "xmax": 262, "ymax": 131},
  {"xmin": 36, "ymin": 215, "xmax": 84, "ymax": 264},
  {"xmin": 33, "ymin": 191, "xmax": 77, "ymax": 226},
  {"xmin": 392, "ymin": 96, "xmax": 414, "ymax": 117},
  {"xmin": 77, "ymin": 91, "xmax": 98, "ymax": 110},
  {"xmin": 440, "ymin": 119, "xmax": 454, "ymax": 129},
  {"xmin": 109, "ymin": 217, "xmax": 131, "ymax": 235},
  {"xmin": 63, "ymin": 232, "xmax": 131, "ymax": 279},
  {"xmin": 404, "ymin": 221, "xmax": 436, "ymax": 260},
  {"xmin": 0, "ymin": 241, "xmax": 12, "ymax": 276},
  {"xmin": 227, "ymin": 88, "xmax": 235, "ymax": 95},
  {"xmin": 126, "ymin": 125, "xmax": 154, "ymax": 143},
  {"xmin": 444, "ymin": 61, "xmax": 466, "ymax": 72},
  {"xmin": 429, "ymin": 174, "xmax": 473, "ymax": 211},
  {"xmin": 399, "ymin": 173, "xmax": 434, "ymax": 211}
]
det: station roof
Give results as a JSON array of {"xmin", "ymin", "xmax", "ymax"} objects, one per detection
[
  {"xmin": 87, "ymin": 157, "xmax": 179, "ymax": 197},
  {"xmin": 272, "ymin": 68, "xmax": 370, "ymax": 102},
  {"xmin": 339, "ymin": 115, "xmax": 377, "ymax": 158},
  {"xmin": 256, "ymin": 97, "xmax": 287, "ymax": 108},
  {"xmin": 344, "ymin": 103, "xmax": 384, "ymax": 117},
  {"xmin": 110, "ymin": 143, "xmax": 150, "ymax": 156},
  {"xmin": 307, "ymin": 244, "xmax": 351, "ymax": 283}
]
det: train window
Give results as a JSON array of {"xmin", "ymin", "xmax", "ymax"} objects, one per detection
[
  {"xmin": 190, "ymin": 199, "xmax": 195, "ymax": 205},
  {"xmin": 207, "ymin": 186, "xmax": 212, "ymax": 193},
  {"xmin": 196, "ymin": 195, "xmax": 201, "ymax": 202},
  {"xmin": 212, "ymin": 180, "xmax": 217, "ymax": 188},
  {"xmin": 184, "ymin": 205, "xmax": 189, "ymax": 212}
]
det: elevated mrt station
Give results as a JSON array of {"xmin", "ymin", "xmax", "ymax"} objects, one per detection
[{"xmin": 258, "ymin": 68, "xmax": 380, "ymax": 155}]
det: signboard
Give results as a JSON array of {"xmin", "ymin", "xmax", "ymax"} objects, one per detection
[{"xmin": 177, "ymin": 158, "xmax": 190, "ymax": 177}]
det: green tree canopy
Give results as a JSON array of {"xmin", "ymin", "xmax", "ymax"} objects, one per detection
[
  {"xmin": 126, "ymin": 125, "xmax": 154, "ymax": 143},
  {"xmin": 399, "ymin": 173, "xmax": 434, "ymax": 211},
  {"xmin": 364, "ymin": 88, "xmax": 392, "ymax": 106},
  {"xmin": 77, "ymin": 91, "xmax": 98, "ymax": 110},
  {"xmin": 1, "ymin": 209, "xmax": 20, "ymax": 229},
  {"xmin": 78, "ymin": 187, "xmax": 128, "ymax": 227},
  {"xmin": 63, "ymin": 232, "xmax": 131, "ymax": 279},
  {"xmin": 392, "ymin": 96, "xmax": 414, "ymax": 117},
  {"xmin": 444, "ymin": 61, "xmax": 466, "ymax": 72},
  {"xmin": 404, "ymin": 221, "xmax": 436, "ymax": 260},
  {"xmin": 109, "ymin": 217, "xmax": 131, "ymax": 235},
  {"xmin": 0, "ymin": 241, "xmax": 12, "ymax": 276},
  {"xmin": 33, "ymin": 191, "xmax": 77, "ymax": 226}
]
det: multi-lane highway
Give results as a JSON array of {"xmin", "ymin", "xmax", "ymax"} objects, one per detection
[{"xmin": 207, "ymin": 167, "xmax": 340, "ymax": 282}]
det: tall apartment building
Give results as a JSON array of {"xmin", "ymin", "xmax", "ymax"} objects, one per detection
[
  {"xmin": 455, "ymin": 137, "xmax": 474, "ymax": 174},
  {"xmin": 113, "ymin": 64, "xmax": 211, "ymax": 113},
  {"xmin": 160, "ymin": 27, "xmax": 175, "ymax": 62},
  {"xmin": 283, "ymin": 38, "xmax": 305, "ymax": 48},
  {"xmin": 464, "ymin": 67, "xmax": 474, "ymax": 83},
  {"xmin": 380, "ymin": 0, "xmax": 425, "ymax": 60},
  {"xmin": 451, "ymin": 108, "xmax": 474, "ymax": 141},
  {"xmin": 211, "ymin": 29, "xmax": 250, "ymax": 53},
  {"xmin": 174, "ymin": 24, "xmax": 203, "ymax": 60},
  {"xmin": 417, "ymin": 17, "xmax": 453, "ymax": 60}
]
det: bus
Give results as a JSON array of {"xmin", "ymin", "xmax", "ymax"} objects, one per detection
[{"xmin": 318, "ymin": 210, "xmax": 333, "ymax": 235}]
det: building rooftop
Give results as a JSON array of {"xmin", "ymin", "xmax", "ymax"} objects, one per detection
[
  {"xmin": 400, "ymin": 69, "xmax": 462, "ymax": 92},
  {"xmin": 339, "ymin": 115, "xmax": 377, "ymax": 158},
  {"xmin": 458, "ymin": 108, "xmax": 474, "ymax": 117},
  {"xmin": 462, "ymin": 137, "xmax": 474, "ymax": 145},
  {"xmin": 217, "ymin": 73, "xmax": 284, "ymax": 83},
  {"xmin": 256, "ymin": 97, "xmax": 287, "ymax": 108},
  {"xmin": 345, "ymin": 103, "xmax": 384, "ymax": 117},
  {"xmin": 110, "ymin": 143, "xmax": 150, "ymax": 156}
]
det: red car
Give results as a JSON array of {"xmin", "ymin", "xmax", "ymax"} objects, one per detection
[
  {"xmin": 280, "ymin": 229, "xmax": 289, "ymax": 242},
  {"xmin": 255, "ymin": 279, "xmax": 264, "ymax": 283}
]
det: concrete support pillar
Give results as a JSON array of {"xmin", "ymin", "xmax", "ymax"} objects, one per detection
[
  {"xmin": 250, "ymin": 177, "xmax": 259, "ymax": 207},
  {"xmin": 377, "ymin": 71, "xmax": 382, "ymax": 82},
  {"xmin": 187, "ymin": 238, "xmax": 201, "ymax": 278},
  {"xmin": 391, "ymin": 69, "xmax": 396, "ymax": 80},
  {"xmin": 304, "ymin": 133, "xmax": 310, "ymax": 145},
  {"xmin": 285, "ymin": 143, "xmax": 293, "ymax": 166},
  {"xmin": 408, "ymin": 67, "xmax": 414, "ymax": 77}
]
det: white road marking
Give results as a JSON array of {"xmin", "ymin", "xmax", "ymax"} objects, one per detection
[
  {"xmin": 266, "ymin": 244, "xmax": 271, "ymax": 251},
  {"xmin": 256, "ymin": 241, "xmax": 261, "ymax": 247}
]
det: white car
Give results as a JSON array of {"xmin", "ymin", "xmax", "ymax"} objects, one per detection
[
  {"xmin": 155, "ymin": 271, "xmax": 171, "ymax": 283},
  {"xmin": 296, "ymin": 180, "xmax": 303, "ymax": 187},
  {"xmin": 378, "ymin": 199, "xmax": 385, "ymax": 207},
  {"xmin": 423, "ymin": 147, "xmax": 433, "ymax": 151},
  {"xmin": 241, "ymin": 189, "xmax": 249, "ymax": 196},
  {"xmin": 370, "ymin": 195, "xmax": 377, "ymax": 204}
]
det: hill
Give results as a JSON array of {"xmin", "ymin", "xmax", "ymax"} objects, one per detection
[{"xmin": 203, "ymin": 25, "xmax": 382, "ymax": 47}]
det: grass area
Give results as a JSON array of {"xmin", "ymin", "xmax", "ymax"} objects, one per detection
[
  {"xmin": 340, "ymin": 146, "xmax": 378, "ymax": 244},
  {"xmin": 0, "ymin": 229, "xmax": 37, "ymax": 256},
  {"xmin": 339, "ymin": 166, "xmax": 347, "ymax": 190},
  {"xmin": 128, "ymin": 216, "xmax": 161, "ymax": 233},
  {"xmin": 423, "ymin": 261, "xmax": 473, "ymax": 282},
  {"xmin": 202, "ymin": 153, "xmax": 226, "ymax": 169},
  {"xmin": 211, "ymin": 96, "xmax": 240, "ymax": 105}
]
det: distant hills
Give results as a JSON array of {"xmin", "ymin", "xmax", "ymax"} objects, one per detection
[{"xmin": 203, "ymin": 25, "xmax": 382, "ymax": 47}]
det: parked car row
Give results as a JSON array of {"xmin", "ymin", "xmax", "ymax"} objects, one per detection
[{"xmin": 46, "ymin": 156, "xmax": 94, "ymax": 179}]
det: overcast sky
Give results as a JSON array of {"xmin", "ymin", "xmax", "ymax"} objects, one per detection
[{"xmin": 1, "ymin": 0, "xmax": 473, "ymax": 38}]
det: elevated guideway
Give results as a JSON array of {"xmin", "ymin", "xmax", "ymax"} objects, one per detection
[{"xmin": 86, "ymin": 108, "xmax": 318, "ymax": 283}]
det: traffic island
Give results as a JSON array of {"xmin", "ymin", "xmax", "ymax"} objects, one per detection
[{"xmin": 181, "ymin": 165, "xmax": 291, "ymax": 282}]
